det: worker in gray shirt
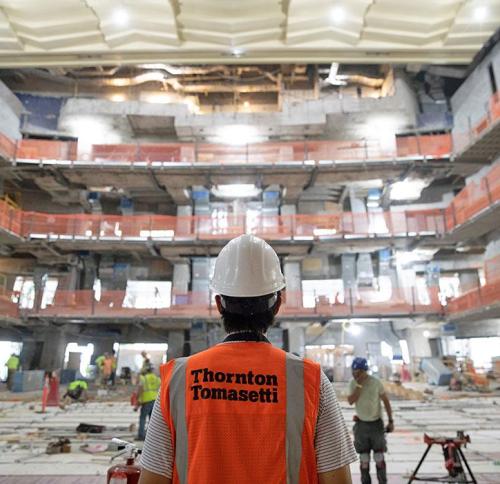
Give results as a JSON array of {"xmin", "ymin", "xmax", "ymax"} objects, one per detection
[{"xmin": 347, "ymin": 357, "xmax": 394, "ymax": 484}]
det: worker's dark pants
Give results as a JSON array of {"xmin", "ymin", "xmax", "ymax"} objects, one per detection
[
  {"xmin": 6, "ymin": 369, "xmax": 15, "ymax": 391},
  {"xmin": 138, "ymin": 401, "xmax": 155, "ymax": 441},
  {"xmin": 353, "ymin": 419, "xmax": 387, "ymax": 484}
]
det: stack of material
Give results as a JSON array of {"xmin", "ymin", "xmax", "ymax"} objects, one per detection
[
  {"xmin": 383, "ymin": 382, "xmax": 425, "ymax": 401},
  {"xmin": 493, "ymin": 357, "xmax": 500, "ymax": 380}
]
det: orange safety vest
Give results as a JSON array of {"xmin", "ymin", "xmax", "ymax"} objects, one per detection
[{"xmin": 160, "ymin": 341, "xmax": 321, "ymax": 484}]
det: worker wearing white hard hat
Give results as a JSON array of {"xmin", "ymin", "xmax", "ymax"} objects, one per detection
[{"xmin": 139, "ymin": 235, "xmax": 356, "ymax": 484}]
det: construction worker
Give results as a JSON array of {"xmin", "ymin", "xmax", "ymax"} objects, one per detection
[
  {"xmin": 135, "ymin": 363, "xmax": 161, "ymax": 441},
  {"xmin": 95, "ymin": 353, "xmax": 105, "ymax": 384},
  {"xmin": 139, "ymin": 234, "xmax": 356, "ymax": 484},
  {"xmin": 140, "ymin": 350, "xmax": 151, "ymax": 372},
  {"xmin": 5, "ymin": 353, "xmax": 20, "ymax": 391},
  {"xmin": 61, "ymin": 379, "xmax": 88, "ymax": 408},
  {"xmin": 347, "ymin": 357, "xmax": 394, "ymax": 484}
]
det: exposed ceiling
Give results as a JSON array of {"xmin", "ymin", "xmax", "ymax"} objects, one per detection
[{"xmin": 0, "ymin": 0, "xmax": 499, "ymax": 66}]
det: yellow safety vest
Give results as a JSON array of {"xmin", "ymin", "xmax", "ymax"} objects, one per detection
[
  {"xmin": 6, "ymin": 356, "xmax": 19, "ymax": 370},
  {"xmin": 139, "ymin": 373, "xmax": 160, "ymax": 404},
  {"xmin": 68, "ymin": 380, "xmax": 88, "ymax": 391}
]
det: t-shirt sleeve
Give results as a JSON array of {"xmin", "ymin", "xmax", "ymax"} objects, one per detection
[
  {"xmin": 315, "ymin": 371, "xmax": 358, "ymax": 473},
  {"xmin": 348, "ymin": 379, "xmax": 355, "ymax": 394},
  {"xmin": 140, "ymin": 394, "xmax": 174, "ymax": 478}
]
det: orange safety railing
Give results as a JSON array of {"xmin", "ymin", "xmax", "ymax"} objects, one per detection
[
  {"xmin": 27, "ymin": 285, "xmax": 444, "ymax": 319},
  {"xmin": 445, "ymin": 162, "xmax": 500, "ymax": 230},
  {"xmin": 15, "ymin": 139, "xmax": 78, "ymax": 161},
  {"xmin": 396, "ymin": 133, "xmax": 452, "ymax": 158},
  {"xmin": 453, "ymin": 92, "xmax": 500, "ymax": 154},
  {"xmin": 446, "ymin": 279, "xmax": 500, "ymax": 315},
  {"xmin": 0, "ymin": 133, "xmax": 453, "ymax": 165},
  {"xmin": 0, "ymin": 292, "xmax": 20, "ymax": 319},
  {"xmin": 0, "ymin": 161, "xmax": 496, "ymax": 242},
  {"xmin": 14, "ymin": 210, "xmax": 448, "ymax": 241}
]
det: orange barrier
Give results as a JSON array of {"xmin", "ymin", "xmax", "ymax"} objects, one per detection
[
  {"xmin": 15, "ymin": 209, "xmax": 448, "ymax": 241},
  {"xmin": 485, "ymin": 255, "xmax": 500, "ymax": 284},
  {"xmin": 396, "ymin": 134, "xmax": 452, "ymax": 158},
  {"xmin": 16, "ymin": 139, "xmax": 78, "ymax": 161},
  {"xmin": 453, "ymin": 92, "xmax": 500, "ymax": 154},
  {"xmin": 29, "ymin": 286, "xmax": 443, "ymax": 319},
  {"xmin": 0, "ymin": 293, "xmax": 20, "ymax": 319},
  {"xmin": 445, "ymin": 162, "xmax": 500, "ymax": 230},
  {"xmin": 446, "ymin": 279, "xmax": 500, "ymax": 315}
]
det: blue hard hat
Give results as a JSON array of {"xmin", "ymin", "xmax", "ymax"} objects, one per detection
[{"xmin": 352, "ymin": 357, "xmax": 369, "ymax": 371}]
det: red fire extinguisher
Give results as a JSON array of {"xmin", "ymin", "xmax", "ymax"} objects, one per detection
[{"xmin": 107, "ymin": 438, "xmax": 142, "ymax": 484}]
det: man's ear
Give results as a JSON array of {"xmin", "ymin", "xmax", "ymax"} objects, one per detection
[
  {"xmin": 272, "ymin": 292, "xmax": 282, "ymax": 315},
  {"xmin": 215, "ymin": 294, "xmax": 224, "ymax": 315}
]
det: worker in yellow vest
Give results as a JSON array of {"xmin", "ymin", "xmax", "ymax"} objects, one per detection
[
  {"xmin": 60, "ymin": 379, "xmax": 89, "ymax": 408},
  {"xmin": 5, "ymin": 353, "xmax": 20, "ymax": 391},
  {"xmin": 135, "ymin": 363, "xmax": 160, "ymax": 441}
]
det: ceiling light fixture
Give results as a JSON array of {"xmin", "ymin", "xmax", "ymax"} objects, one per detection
[
  {"xmin": 214, "ymin": 125, "xmax": 263, "ymax": 145},
  {"xmin": 390, "ymin": 179, "xmax": 427, "ymax": 201},
  {"xmin": 211, "ymin": 184, "xmax": 262, "ymax": 199},
  {"xmin": 330, "ymin": 6, "xmax": 346, "ymax": 24},
  {"xmin": 474, "ymin": 6, "xmax": 488, "ymax": 22},
  {"xmin": 112, "ymin": 7, "xmax": 130, "ymax": 26}
]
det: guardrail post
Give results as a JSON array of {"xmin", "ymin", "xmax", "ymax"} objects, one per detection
[
  {"xmin": 363, "ymin": 138, "xmax": 368, "ymax": 160},
  {"xmin": 91, "ymin": 291, "xmax": 95, "ymax": 316},
  {"xmin": 484, "ymin": 177, "xmax": 494, "ymax": 205},
  {"xmin": 415, "ymin": 131, "xmax": 422, "ymax": 157},
  {"xmin": 411, "ymin": 287, "xmax": 416, "ymax": 313},
  {"xmin": 348, "ymin": 288, "xmax": 354, "ymax": 315}
]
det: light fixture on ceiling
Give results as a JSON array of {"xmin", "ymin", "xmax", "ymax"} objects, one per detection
[
  {"xmin": 423, "ymin": 330, "xmax": 431, "ymax": 338},
  {"xmin": 230, "ymin": 48, "xmax": 245, "ymax": 58},
  {"xmin": 211, "ymin": 184, "xmax": 262, "ymax": 199},
  {"xmin": 474, "ymin": 5, "xmax": 488, "ymax": 22},
  {"xmin": 110, "ymin": 93, "xmax": 126, "ymax": 102},
  {"xmin": 112, "ymin": 7, "xmax": 130, "ymax": 26},
  {"xmin": 330, "ymin": 5, "xmax": 346, "ymax": 24},
  {"xmin": 243, "ymin": 101, "xmax": 250, "ymax": 108},
  {"xmin": 214, "ymin": 125, "xmax": 263, "ymax": 145},
  {"xmin": 390, "ymin": 179, "xmax": 427, "ymax": 201}
]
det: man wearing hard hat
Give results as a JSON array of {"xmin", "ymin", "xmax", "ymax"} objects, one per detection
[
  {"xmin": 348, "ymin": 357, "xmax": 394, "ymax": 484},
  {"xmin": 139, "ymin": 235, "xmax": 357, "ymax": 484}
]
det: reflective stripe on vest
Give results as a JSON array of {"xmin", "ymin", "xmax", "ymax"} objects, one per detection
[
  {"xmin": 140, "ymin": 373, "xmax": 160, "ymax": 404},
  {"xmin": 169, "ymin": 357, "xmax": 188, "ymax": 484},
  {"xmin": 286, "ymin": 353, "xmax": 304, "ymax": 484},
  {"xmin": 160, "ymin": 344, "xmax": 320, "ymax": 484}
]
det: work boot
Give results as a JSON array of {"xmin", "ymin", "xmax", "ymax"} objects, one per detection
[
  {"xmin": 361, "ymin": 466, "xmax": 372, "ymax": 484},
  {"xmin": 376, "ymin": 464, "xmax": 387, "ymax": 484}
]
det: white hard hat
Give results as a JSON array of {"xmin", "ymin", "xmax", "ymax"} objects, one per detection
[{"xmin": 210, "ymin": 234, "xmax": 285, "ymax": 297}]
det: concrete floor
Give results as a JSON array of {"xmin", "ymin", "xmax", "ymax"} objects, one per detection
[{"xmin": 0, "ymin": 392, "xmax": 499, "ymax": 483}]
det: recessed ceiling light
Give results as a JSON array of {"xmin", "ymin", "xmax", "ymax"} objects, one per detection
[
  {"xmin": 330, "ymin": 6, "xmax": 346, "ymax": 24},
  {"xmin": 231, "ymin": 48, "xmax": 245, "ymax": 58},
  {"xmin": 113, "ymin": 8, "xmax": 130, "ymax": 26},
  {"xmin": 474, "ymin": 5, "xmax": 488, "ymax": 21}
]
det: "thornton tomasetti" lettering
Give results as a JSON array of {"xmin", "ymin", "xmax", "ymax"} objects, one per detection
[{"xmin": 190, "ymin": 367, "xmax": 279, "ymax": 403}]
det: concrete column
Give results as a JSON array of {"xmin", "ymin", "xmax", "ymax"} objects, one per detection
[
  {"xmin": 284, "ymin": 259, "xmax": 301, "ymax": 307},
  {"xmin": 172, "ymin": 259, "xmax": 190, "ymax": 305},
  {"xmin": 190, "ymin": 322, "xmax": 209, "ymax": 354},
  {"xmin": 459, "ymin": 271, "xmax": 480, "ymax": 294},
  {"xmin": 37, "ymin": 329, "xmax": 67, "ymax": 371},
  {"xmin": 176, "ymin": 205, "xmax": 193, "ymax": 237},
  {"xmin": 284, "ymin": 324, "xmax": 305, "ymax": 356},
  {"xmin": 33, "ymin": 267, "xmax": 48, "ymax": 311},
  {"xmin": 81, "ymin": 255, "xmax": 97, "ymax": 290},
  {"xmin": 167, "ymin": 330, "xmax": 185, "ymax": 360},
  {"xmin": 20, "ymin": 339, "xmax": 39, "ymax": 370}
]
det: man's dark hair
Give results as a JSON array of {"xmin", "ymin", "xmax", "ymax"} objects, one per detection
[{"xmin": 220, "ymin": 292, "xmax": 280, "ymax": 334}]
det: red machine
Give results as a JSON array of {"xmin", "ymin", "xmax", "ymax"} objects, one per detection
[
  {"xmin": 107, "ymin": 438, "xmax": 142, "ymax": 484},
  {"xmin": 408, "ymin": 431, "xmax": 477, "ymax": 483}
]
